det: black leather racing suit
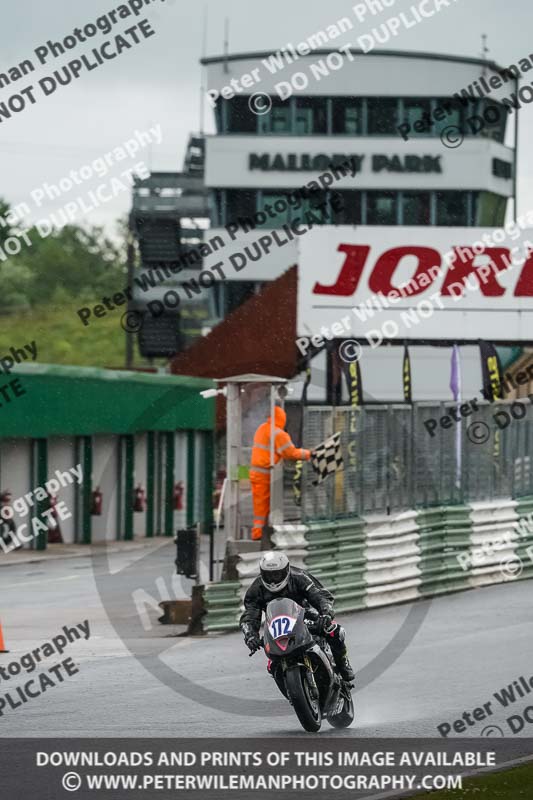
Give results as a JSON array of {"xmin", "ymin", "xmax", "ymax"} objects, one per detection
[{"xmin": 240, "ymin": 567, "xmax": 349, "ymax": 665}]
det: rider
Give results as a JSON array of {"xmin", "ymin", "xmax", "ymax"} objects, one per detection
[{"xmin": 240, "ymin": 551, "xmax": 355, "ymax": 682}]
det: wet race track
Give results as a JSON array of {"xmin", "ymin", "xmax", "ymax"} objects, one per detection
[{"xmin": 2, "ymin": 538, "xmax": 533, "ymax": 739}]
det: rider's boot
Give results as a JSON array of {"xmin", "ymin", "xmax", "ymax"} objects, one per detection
[
  {"xmin": 336, "ymin": 652, "xmax": 355, "ymax": 682},
  {"xmin": 327, "ymin": 624, "xmax": 356, "ymax": 682}
]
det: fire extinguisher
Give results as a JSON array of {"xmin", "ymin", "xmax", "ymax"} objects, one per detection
[
  {"xmin": 133, "ymin": 484, "xmax": 146, "ymax": 513},
  {"xmin": 46, "ymin": 492, "xmax": 63, "ymax": 544},
  {"xmin": 173, "ymin": 481, "xmax": 184, "ymax": 511},
  {"xmin": 91, "ymin": 487, "xmax": 103, "ymax": 516}
]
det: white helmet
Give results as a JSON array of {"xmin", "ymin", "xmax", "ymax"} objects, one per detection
[{"xmin": 259, "ymin": 551, "xmax": 290, "ymax": 592}]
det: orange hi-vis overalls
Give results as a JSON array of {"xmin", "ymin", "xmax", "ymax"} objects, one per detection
[{"xmin": 249, "ymin": 406, "xmax": 310, "ymax": 540}]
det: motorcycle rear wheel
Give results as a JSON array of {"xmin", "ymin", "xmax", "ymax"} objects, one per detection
[
  {"xmin": 285, "ymin": 667, "xmax": 322, "ymax": 732},
  {"xmin": 327, "ymin": 688, "xmax": 354, "ymax": 729}
]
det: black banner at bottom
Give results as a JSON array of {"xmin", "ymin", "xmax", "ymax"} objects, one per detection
[{"xmin": 1, "ymin": 738, "xmax": 533, "ymax": 800}]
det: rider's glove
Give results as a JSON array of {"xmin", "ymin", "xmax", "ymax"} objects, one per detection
[
  {"xmin": 319, "ymin": 613, "xmax": 334, "ymax": 633},
  {"xmin": 244, "ymin": 631, "xmax": 261, "ymax": 653}
]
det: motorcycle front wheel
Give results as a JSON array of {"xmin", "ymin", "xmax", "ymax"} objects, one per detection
[
  {"xmin": 285, "ymin": 666, "xmax": 322, "ymax": 732},
  {"xmin": 327, "ymin": 688, "xmax": 354, "ymax": 729}
]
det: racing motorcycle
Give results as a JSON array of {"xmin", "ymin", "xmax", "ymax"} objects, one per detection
[{"xmin": 253, "ymin": 597, "xmax": 354, "ymax": 732}]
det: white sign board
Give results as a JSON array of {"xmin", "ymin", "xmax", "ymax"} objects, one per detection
[
  {"xmin": 297, "ymin": 226, "xmax": 533, "ymax": 345},
  {"xmin": 205, "ymin": 136, "xmax": 513, "ymax": 195}
]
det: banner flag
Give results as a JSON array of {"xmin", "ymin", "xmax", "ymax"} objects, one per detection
[
  {"xmin": 403, "ymin": 343, "xmax": 412, "ymax": 403},
  {"xmin": 479, "ymin": 340, "xmax": 503, "ymax": 401}
]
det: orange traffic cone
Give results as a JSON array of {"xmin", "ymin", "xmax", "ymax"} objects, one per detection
[{"xmin": 0, "ymin": 620, "xmax": 8, "ymax": 653}]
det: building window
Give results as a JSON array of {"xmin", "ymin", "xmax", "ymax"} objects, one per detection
[
  {"xmin": 299, "ymin": 190, "xmax": 328, "ymax": 220},
  {"xmin": 258, "ymin": 97, "xmax": 291, "ymax": 134},
  {"xmin": 219, "ymin": 191, "xmax": 490, "ymax": 229},
  {"xmin": 295, "ymin": 97, "xmax": 328, "ymax": 134},
  {"xmin": 474, "ymin": 192, "xmax": 507, "ymax": 226},
  {"xmin": 401, "ymin": 98, "xmax": 432, "ymax": 136},
  {"xmin": 214, "ymin": 103, "xmax": 224, "ymax": 135},
  {"xmin": 211, "ymin": 190, "xmax": 223, "ymax": 226},
  {"xmin": 435, "ymin": 191, "xmax": 468, "ymax": 226},
  {"xmin": 367, "ymin": 98, "xmax": 397, "ymax": 134},
  {"xmin": 367, "ymin": 191, "xmax": 398, "ymax": 224},
  {"xmin": 431, "ymin": 97, "xmax": 463, "ymax": 138},
  {"xmin": 258, "ymin": 192, "xmax": 293, "ymax": 227},
  {"xmin": 474, "ymin": 100, "xmax": 506, "ymax": 142},
  {"xmin": 332, "ymin": 98, "xmax": 363, "ymax": 134},
  {"xmin": 402, "ymin": 192, "xmax": 431, "ymax": 225},
  {"xmin": 225, "ymin": 190, "xmax": 256, "ymax": 224},
  {"xmin": 331, "ymin": 191, "xmax": 361, "ymax": 224},
  {"xmin": 223, "ymin": 97, "xmax": 257, "ymax": 133}
]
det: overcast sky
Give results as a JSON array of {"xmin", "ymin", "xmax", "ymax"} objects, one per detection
[{"xmin": 1, "ymin": 0, "xmax": 532, "ymax": 238}]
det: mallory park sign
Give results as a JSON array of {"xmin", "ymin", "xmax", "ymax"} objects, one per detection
[{"xmin": 249, "ymin": 153, "xmax": 442, "ymax": 174}]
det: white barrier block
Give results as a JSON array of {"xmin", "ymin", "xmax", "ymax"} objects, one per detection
[
  {"xmin": 365, "ymin": 564, "xmax": 421, "ymax": 586},
  {"xmin": 271, "ymin": 531, "xmax": 308, "ymax": 549}
]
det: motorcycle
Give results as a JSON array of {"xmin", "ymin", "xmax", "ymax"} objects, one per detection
[{"xmin": 253, "ymin": 596, "xmax": 355, "ymax": 732}]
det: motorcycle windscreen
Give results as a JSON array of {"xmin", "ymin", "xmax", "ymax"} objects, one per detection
[{"xmin": 264, "ymin": 598, "xmax": 308, "ymax": 654}]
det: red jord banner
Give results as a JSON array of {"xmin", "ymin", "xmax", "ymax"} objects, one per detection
[{"xmin": 297, "ymin": 226, "xmax": 533, "ymax": 344}]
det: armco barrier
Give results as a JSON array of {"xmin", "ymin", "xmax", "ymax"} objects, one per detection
[
  {"xmin": 513, "ymin": 495, "xmax": 533, "ymax": 579},
  {"xmin": 418, "ymin": 505, "xmax": 473, "ymax": 597},
  {"xmin": 200, "ymin": 499, "xmax": 533, "ymax": 633},
  {"xmin": 305, "ymin": 518, "xmax": 366, "ymax": 613},
  {"xmin": 202, "ymin": 581, "xmax": 241, "ymax": 633}
]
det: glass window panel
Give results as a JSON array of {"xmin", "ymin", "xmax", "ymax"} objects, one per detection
[
  {"xmin": 474, "ymin": 192, "xmax": 508, "ymax": 226},
  {"xmin": 295, "ymin": 97, "xmax": 328, "ymax": 134},
  {"xmin": 330, "ymin": 191, "xmax": 360, "ymax": 225},
  {"xmin": 332, "ymin": 98, "xmax": 363, "ymax": 134},
  {"xmin": 259, "ymin": 192, "xmax": 292, "ymax": 227},
  {"xmin": 224, "ymin": 96, "xmax": 257, "ymax": 133},
  {"xmin": 212, "ymin": 190, "xmax": 223, "ymax": 226},
  {"xmin": 259, "ymin": 97, "xmax": 292, "ymax": 133},
  {"xmin": 402, "ymin": 98, "xmax": 432, "ymax": 136},
  {"xmin": 473, "ymin": 100, "xmax": 507, "ymax": 142},
  {"xmin": 295, "ymin": 106, "xmax": 313, "ymax": 134},
  {"xmin": 435, "ymin": 191, "xmax": 468, "ymax": 226},
  {"xmin": 402, "ymin": 192, "xmax": 431, "ymax": 225},
  {"xmin": 367, "ymin": 98, "xmax": 398, "ymax": 134},
  {"xmin": 225, "ymin": 190, "xmax": 256, "ymax": 225},
  {"xmin": 432, "ymin": 98, "xmax": 463, "ymax": 138},
  {"xmin": 214, "ymin": 102, "xmax": 224, "ymax": 133},
  {"xmin": 299, "ymin": 191, "xmax": 328, "ymax": 222},
  {"xmin": 367, "ymin": 192, "xmax": 398, "ymax": 225}
]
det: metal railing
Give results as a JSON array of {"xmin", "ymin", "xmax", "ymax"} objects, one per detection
[{"xmin": 296, "ymin": 401, "xmax": 533, "ymax": 520}]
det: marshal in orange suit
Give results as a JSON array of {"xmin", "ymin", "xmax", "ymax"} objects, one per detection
[{"xmin": 249, "ymin": 406, "xmax": 311, "ymax": 540}]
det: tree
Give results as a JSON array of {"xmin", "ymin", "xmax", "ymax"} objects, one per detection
[
  {"xmin": 6, "ymin": 223, "xmax": 127, "ymax": 308},
  {"xmin": 0, "ymin": 261, "xmax": 33, "ymax": 312},
  {"xmin": 0, "ymin": 198, "xmax": 15, "ymax": 247}
]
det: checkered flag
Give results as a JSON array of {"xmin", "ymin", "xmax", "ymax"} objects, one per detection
[{"xmin": 310, "ymin": 432, "xmax": 343, "ymax": 485}]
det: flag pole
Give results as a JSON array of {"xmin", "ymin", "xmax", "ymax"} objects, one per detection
[{"xmin": 450, "ymin": 344, "xmax": 462, "ymax": 491}]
